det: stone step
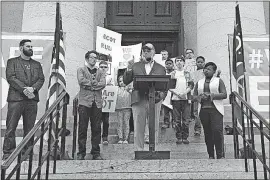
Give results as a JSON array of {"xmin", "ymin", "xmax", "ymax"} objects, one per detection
[
  {"xmin": 23, "ymin": 171, "xmax": 265, "ymax": 179},
  {"xmin": 2, "ymin": 120, "xmax": 267, "ymax": 139},
  {"xmin": 2, "ymin": 137, "xmax": 268, "ymax": 161},
  {"xmin": 6, "ymin": 159, "xmax": 267, "ymax": 179}
]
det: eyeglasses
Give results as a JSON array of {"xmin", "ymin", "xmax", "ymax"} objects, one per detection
[
  {"xmin": 100, "ymin": 66, "xmax": 108, "ymax": 68},
  {"xmin": 89, "ymin": 56, "xmax": 97, "ymax": 59}
]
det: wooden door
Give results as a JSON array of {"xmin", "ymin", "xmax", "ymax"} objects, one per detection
[
  {"xmin": 106, "ymin": 1, "xmax": 183, "ymax": 57},
  {"xmin": 121, "ymin": 32, "xmax": 178, "ymax": 58}
]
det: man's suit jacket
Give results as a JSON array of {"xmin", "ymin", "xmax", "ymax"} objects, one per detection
[
  {"xmin": 123, "ymin": 61, "xmax": 166, "ymax": 105},
  {"xmin": 6, "ymin": 56, "xmax": 45, "ymax": 102},
  {"xmin": 77, "ymin": 66, "xmax": 106, "ymax": 108}
]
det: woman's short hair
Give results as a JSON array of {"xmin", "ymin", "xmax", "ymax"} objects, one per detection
[{"xmin": 204, "ymin": 62, "xmax": 217, "ymax": 71}]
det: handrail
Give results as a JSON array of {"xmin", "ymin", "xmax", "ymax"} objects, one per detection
[
  {"xmin": 1, "ymin": 90, "xmax": 69, "ymax": 180},
  {"xmin": 232, "ymin": 91, "xmax": 269, "ymax": 129},
  {"xmin": 72, "ymin": 94, "xmax": 79, "ymax": 159},
  {"xmin": 231, "ymin": 91, "xmax": 270, "ymax": 180}
]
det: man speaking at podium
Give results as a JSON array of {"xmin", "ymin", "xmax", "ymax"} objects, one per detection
[{"xmin": 123, "ymin": 43, "xmax": 166, "ymax": 151}]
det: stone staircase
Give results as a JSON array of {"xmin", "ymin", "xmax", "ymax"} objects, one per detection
[
  {"xmin": 7, "ymin": 158, "xmax": 268, "ymax": 179},
  {"xmin": 1, "ymin": 105, "xmax": 268, "ymax": 179}
]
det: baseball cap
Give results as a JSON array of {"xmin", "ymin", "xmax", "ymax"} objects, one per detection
[{"xmin": 142, "ymin": 43, "xmax": 155, "ymax": 51}]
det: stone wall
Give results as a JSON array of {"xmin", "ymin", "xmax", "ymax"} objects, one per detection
[
  {"xmin": 264, "ymin": 1, "xmax": 269, "ymax": 34},
  {"xmin": 182, "ymin": 1, "xmax": 197, "ymax": 55},
  {"xmin": 2, "ymin": 2, "xmax": 24, "ymax": 32},
  {"xmin": 196, "ymin": 2, "xmax": 266, "ymax": 103}
]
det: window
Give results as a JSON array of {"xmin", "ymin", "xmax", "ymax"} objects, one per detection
[
  {"xmin": 117, "ymin": 1, "xmax": 133, "ymax": 16},
  {"xmin": 155, "ymin": 2, "xmax": 171, "ymax": 16}
]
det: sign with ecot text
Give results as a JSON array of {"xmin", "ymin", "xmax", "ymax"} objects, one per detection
[
  {"xmin": 96, "ymin": 26, "xmax": 122, "ymax": 56},
  {"xmin": 102, "ymin": 86, "xmax": 118, "ymax": 112}
]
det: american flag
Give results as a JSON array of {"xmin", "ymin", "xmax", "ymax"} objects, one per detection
[
  {"xmin": 232, "ymin": 3, "xmax": 247, "ymax": 99},
  {"xmin": 46, "ymin": 2, "xmax": 67, "ymax": 139}
]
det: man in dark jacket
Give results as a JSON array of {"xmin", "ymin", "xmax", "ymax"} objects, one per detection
[
  {"xmin": 123, "ymin": 43, "xmax": 166, "ymax": 151},
  {"xmin": 3, "ymin": 39, "xmax": 45, "ymax": 160}
]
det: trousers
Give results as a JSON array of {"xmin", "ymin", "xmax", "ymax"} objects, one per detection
[
  {"xmin": 3, "ymin": 100, "xmax": 37, "ymax": 156},
  {"xmin": 77, "ymin": 103, "xmax": 102, "ymax": 157},
  {"xmin": 199, "ymin": 108, "xmax": 224, "ymax": 158},
  {"xmin": 116, "ymin": 109, "xmax": 131, "ymax": 140},
  {"xmin": 101, "ymin": 112, "xmax": 109, "ymax": 138},
  {"xmin": 172, "ymin": 100, "xmax": 190, "ymax": 140},
  {"xmin": 132, "ymin": 99, "xmax": 162, "ymax": 151},
  {"xmin": 193, "ymin": 101, "xmax": 202, "ymax": 133}
]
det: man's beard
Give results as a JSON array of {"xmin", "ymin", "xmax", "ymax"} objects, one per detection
[{"xmin": 23, "ymin": 48, "xmax": 33, "ymax": 57}]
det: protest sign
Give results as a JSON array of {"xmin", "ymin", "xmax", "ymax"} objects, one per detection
[
  {"xmin": 96, "ymin": 26, "xmax": 122, "ymax": 56},
  {"xmin": 111, "ymin": 43, "xmax": 142, "ymax": 69},
  {"xmin": 162, "ymin": 91, "xmax": 173, "ymax": 109},
  {"xmin": 153, "ymin": 54, "xmax": 164, "ymax": 67},
  {"xmin": 111, "ymin": 46, "xmax": 123, "ymax": 68},
  {"xmin": 122, "ymin": 43, "xmax": 142, "ymax": 64},
  {"xmin": 102, "ymin": 86, "xmax": 118, "ymax": 112}
]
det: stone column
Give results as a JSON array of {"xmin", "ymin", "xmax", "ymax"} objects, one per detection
[
  {"xmin": 22, "ymin": 2, "xmax": 106, "ymax": 117},
  {"xmin": 197, "ymin": 2, "xmax": 266, "ymax": 103}
]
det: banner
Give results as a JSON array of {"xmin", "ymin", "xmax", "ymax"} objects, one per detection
[
  {"xmin": 121, "ymin": 43, "xmax": 142, "ymax": 65},
  {"xmin": 153, "ymin": 54, "xmax": 163, "ymax": 67},
  {"xmin": 1, "ymin": 32, "xmax": 54, "ymax": 120},
  {"xmin": 102, "ymin": 86, "xmax": 118, "ymax": 112},
  {"xmin": 228, "ymin": 34, "xmax": 269, "ymax": 121},
  {"xmin": 112, "ymin": 43, "xmax": 142, "ymax": 69},
  {"xmin": 96, "ymin": 26, "xmax": 122, "ymax": 56}
]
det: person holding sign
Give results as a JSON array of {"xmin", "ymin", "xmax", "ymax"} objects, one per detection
[
  {"xmin": 123, "ymin": 43, "xmax": 166, "ymax": 151},
  {"xmin": 76, "ymin": 50, "xmax": 106, "ymax": 160},
  {"xmin": 161, "ymin": 58, "xmax": 176, "ymax": 129},
  {"xmin": 99, "ymin": 60, "xmax": 114, "ymax": 145}
]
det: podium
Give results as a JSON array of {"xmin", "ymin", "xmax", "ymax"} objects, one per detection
[{"xmin": 133, "ymin": 75, "xmax": 174, "ymax": 160}]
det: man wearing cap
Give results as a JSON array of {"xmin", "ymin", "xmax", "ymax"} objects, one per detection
[{"xmin": 123, "ymin": 43, "xmax": 166, "ymax": 151}]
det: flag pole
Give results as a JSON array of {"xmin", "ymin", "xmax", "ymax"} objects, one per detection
[
  {"xmin": 55, "ymin": 2, "xmax": 60, "ymax": 98},
  {"xmin": 235, "ymin": 2, "xmax": 251, "ymax": 143},
  {"xmin": 228, "ymin": 35, "xmax": 233, "ymax": 96}
]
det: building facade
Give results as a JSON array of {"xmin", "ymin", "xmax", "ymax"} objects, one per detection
[{"xmin": 2, "ymin": 1, "xmax": 269, "ymax": 108}]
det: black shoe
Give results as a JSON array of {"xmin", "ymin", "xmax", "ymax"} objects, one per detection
[
  {"xmin": 183, "ymin": 139, "xmax": 189, "ymax": 144},
  {"xmin": 209, "ymin": 156, "xmax": 215, "ymax": 159},
  {"xmin": 65, "ymin": 129, "xmax": 71, "ymax": 136},
  {"xmin": 60, "ymin": 129, "xmax": 71, "ymax": 136},
  {"xmin": 176, "ymin": 139, "xmax": 182, "ymax": 144},
  {"xmin": 217, "ymin": 156, "xmax": 225, "ymax": 159},
  {"xmin": 93, "ymin": 155, "xmax": 103, "ymax": 160},
  {"xmin": 102, "ymin": 137, "xmax": 109, "ymax": 145},
  {"xmin": 77, "ymin": 154, "xmax": 85, "ymax": 160}
]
